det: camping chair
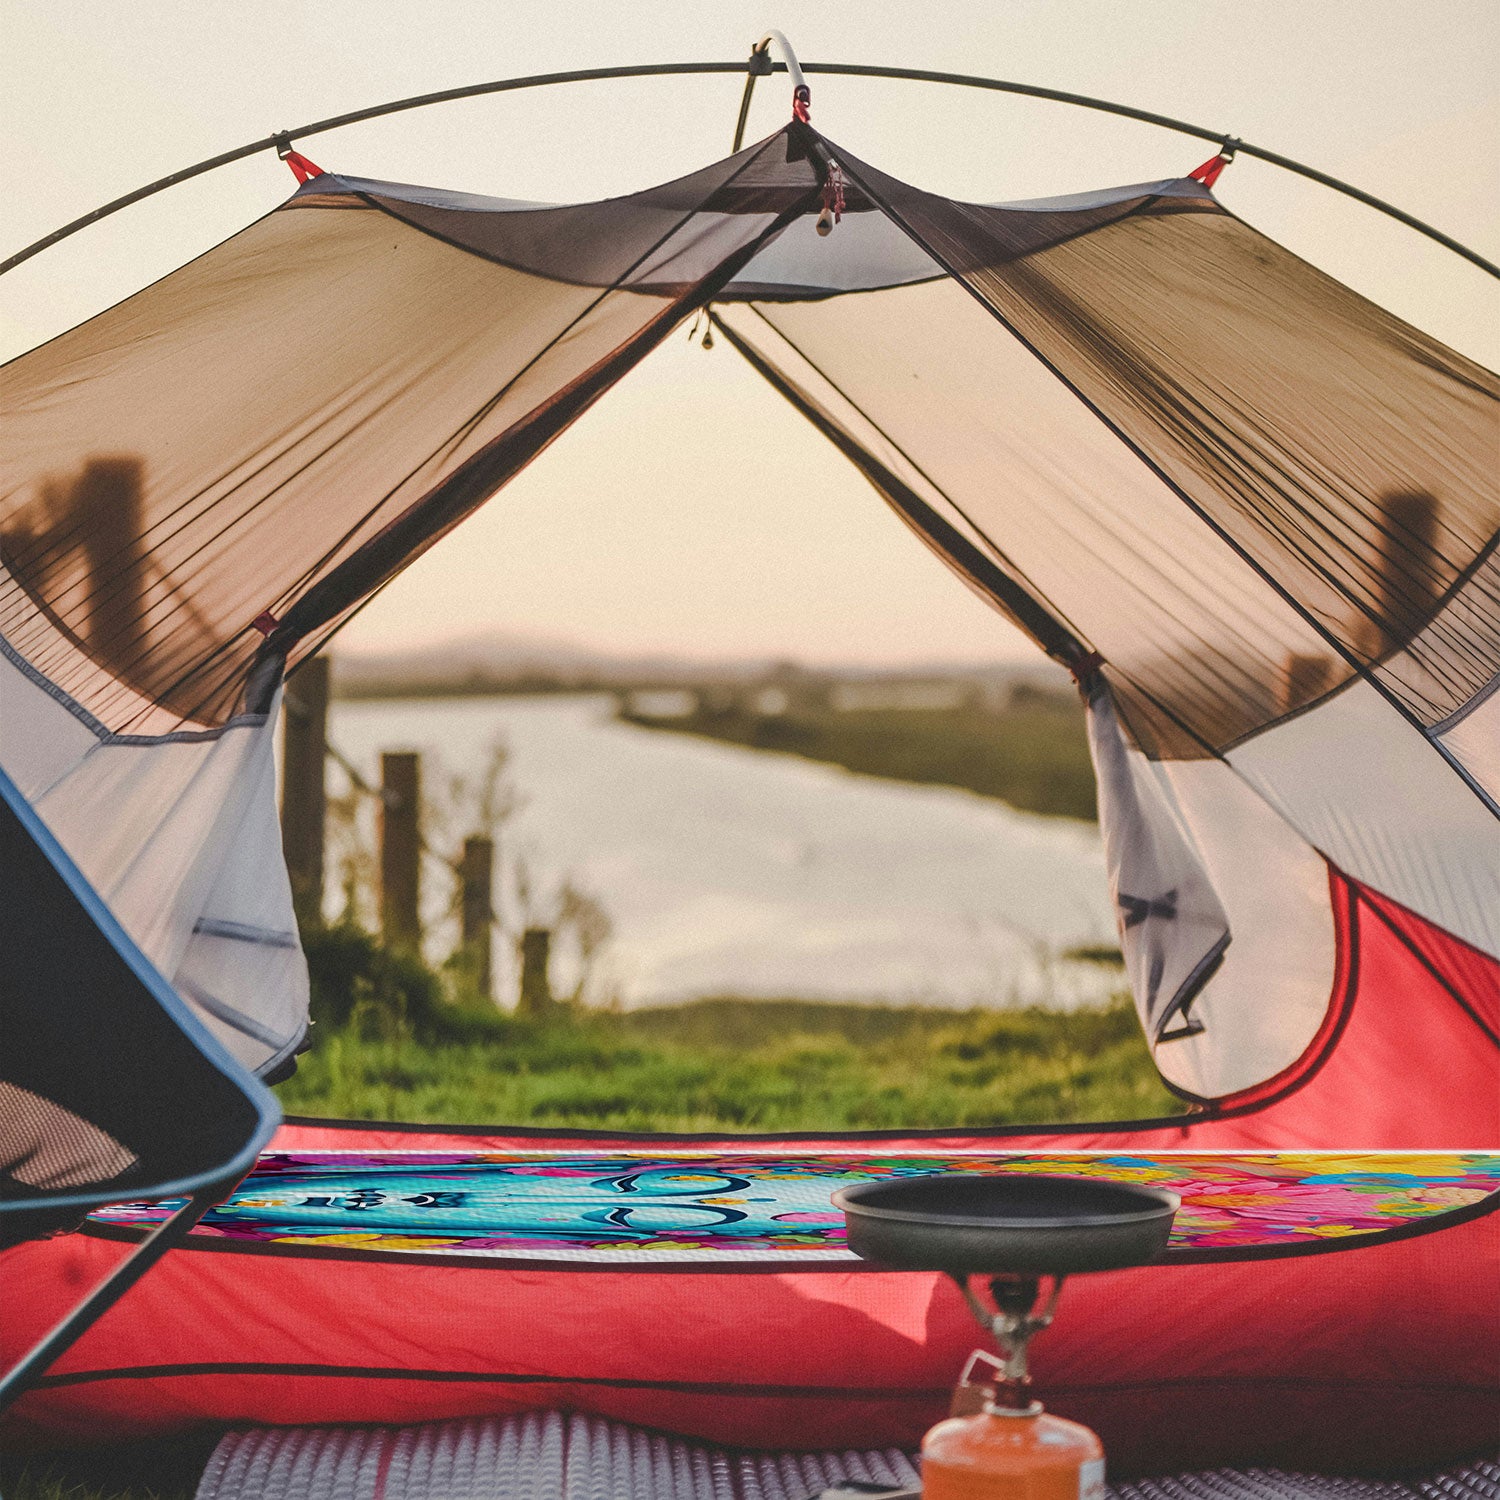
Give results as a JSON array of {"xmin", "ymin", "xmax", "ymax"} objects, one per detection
[{"xmin": 0, "ymin": 761, "xmax": 280, "ymax": 1412}]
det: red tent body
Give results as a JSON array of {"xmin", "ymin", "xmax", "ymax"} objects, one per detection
[{"xmin": 3, "ymin": 872, "xmax": 1494, "ymax": 1470}]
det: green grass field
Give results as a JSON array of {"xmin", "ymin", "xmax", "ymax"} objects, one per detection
[
  {"xmin": 276, "ymin": 992, "xmax": 1174, "ymax": 1129},
  {"xmin": 273, "ymin": 921, "xmax": 1171, "ymax": 1131},
  {"xmin": 623, "ymin": 689, "xmax": 1097, "ymax": 821}
]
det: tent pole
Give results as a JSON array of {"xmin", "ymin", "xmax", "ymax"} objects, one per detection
[
  {"xmin": 731, "ymin": 40, "xmax": 774, "ymax": 152},
  {"xmin": 3, "ymin": 61, "xmax": 1494, "ymax": 281},
  {"xmin": 756, "ymin": 32, "xmax": 807, "ymax": 100},
  {"xmin": 0, "ymin": 1188, "xmax": 218, "ymax": 1414}
]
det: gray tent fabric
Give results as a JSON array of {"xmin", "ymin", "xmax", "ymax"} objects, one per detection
[
  {"xmin": 194, "ymin": 1416, "xmax": 1500, "ymax": 1500},
  {"xmin": 1084, "ymin": 681, "xmax": 1231, "ymax": 1046}
]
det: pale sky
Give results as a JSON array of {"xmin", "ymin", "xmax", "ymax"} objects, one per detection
[{"xmin": 3, "ymin": 1, "xmax": 1496, "ymax": 666}]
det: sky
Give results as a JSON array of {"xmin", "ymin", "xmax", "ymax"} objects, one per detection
[{"xmin": 3, "ymin": 1, "xmax": 1496, "ymax": 668}]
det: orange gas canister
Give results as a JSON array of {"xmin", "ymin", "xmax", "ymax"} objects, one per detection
[
  {"xmin": 920, "ymin": 1400, "xmax": 1105, "ymax": 1500},
  {"xmin": 918, "ymin": 1280, "xmax": 1107, "ymax": 1499}
]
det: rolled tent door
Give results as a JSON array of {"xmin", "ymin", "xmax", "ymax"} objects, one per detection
[
  {"xmin": 1083, "ymin": 681, "xmax": 1231, "ymax": 1050},
  {"xmin": 0, "ymin": 622, "xmax": 305, "ymax": 1075}
]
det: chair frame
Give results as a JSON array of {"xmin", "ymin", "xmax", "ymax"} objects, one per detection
[{"xmin": 0, "ymin": 765, "xmax": 280, "ymax": 1415}]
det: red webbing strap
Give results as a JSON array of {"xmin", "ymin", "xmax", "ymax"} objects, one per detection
[
  {"xmin": 820, "ymin": 163, "xmax": 846, "ymax": 226},
  {"xmin": 792, "ymin": 85, "xmax": 811, "ymax": 124},
  {"xmin": 281, "ymin": 150, "xmax": 325, "ymax": 184},
  {"xmin": 1189, "ymin": 148, "xmax": 1234, "ymax": 188}
]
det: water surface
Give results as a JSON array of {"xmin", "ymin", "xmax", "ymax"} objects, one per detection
[{"xmin": 326, "ymin": 694, "xmax": 1115, "ymax": 1009}]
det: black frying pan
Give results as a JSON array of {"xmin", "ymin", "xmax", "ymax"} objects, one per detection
[{"xmin": 833, "ymin": 1173, "xmax": 1179, "ymax": 1275}]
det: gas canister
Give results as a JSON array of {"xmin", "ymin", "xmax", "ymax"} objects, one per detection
[{"xmin": 920, "ymin": 1399, "xmax": 1105, "ymax": 1500}]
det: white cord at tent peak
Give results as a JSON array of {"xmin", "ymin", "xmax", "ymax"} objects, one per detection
[{"xmin": 753, "ymin": 31, "xmax": 809, "ymax": 117}]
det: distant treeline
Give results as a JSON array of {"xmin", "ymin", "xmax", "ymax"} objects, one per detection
[
  {"xmin": 337, "ymin": 671, "xmax": 617, "ymax": 700},
  {"xmin": 333, "ymin": 664, "xmax": 1097, "ymax": 820}
]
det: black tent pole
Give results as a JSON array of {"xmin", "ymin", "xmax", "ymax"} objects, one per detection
[
  {"xmin": 731, "ymin": 39, "xmax": 777, "ymax": 153},
  {"xmin": 3, "ymin": 59, "xmax": 1495, "ymax": 281},
  {"xmin": 0, "ymin": 1187, "xmax": 219, "ymax": 1414}
]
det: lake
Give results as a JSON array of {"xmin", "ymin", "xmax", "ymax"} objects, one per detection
[{"xmin": 325, "ymin": 694, "xmax": 1117, "ymax": 1010}]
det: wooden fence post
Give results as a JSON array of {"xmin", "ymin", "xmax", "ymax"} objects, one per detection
[
  {"xmin": 280, "ymin": 655, "xmax": 330, "ymax": 925},
  {"xmin": 518, "ymin": 928, "xmax": 553, "ymax": 1017},
  {"xmin": 461, "ymin": 835, "xmax": 494, "ymax": 999},
  {"xmin": 380, "ymin": 751, "xmax": 421, "ymax": 951}
]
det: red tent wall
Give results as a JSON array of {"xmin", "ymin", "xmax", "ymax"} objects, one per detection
[{"xmin": 1, "ymin": 866, "xmax": 1494, "ymax": 1465}]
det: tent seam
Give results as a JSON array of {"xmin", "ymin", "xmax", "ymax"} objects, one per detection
[{"xmin": 0, "ymin": 628, "xmax": 266, "ymax": 746}]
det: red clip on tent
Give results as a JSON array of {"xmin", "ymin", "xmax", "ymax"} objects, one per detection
[{"xmin": 0, "ymin": 56, "xmax": 1496, "ymax": 1474}]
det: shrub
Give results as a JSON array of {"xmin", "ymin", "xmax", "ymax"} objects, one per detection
[{"xmin": 301, "ymin": 919, "xmax": 450, "ymax": 1040}]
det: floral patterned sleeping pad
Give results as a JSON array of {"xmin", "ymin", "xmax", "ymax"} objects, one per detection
[{"xmin": 88, "ymin": 1151, "xmax": 1500, "ymax": 1265}]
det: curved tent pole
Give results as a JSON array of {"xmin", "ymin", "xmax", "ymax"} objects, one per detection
[
  {"xmin": 732, "ymin": 48, "xmax": 774, "ymax": 153},
  {"xmin": 733, "ymin": 32, "xmax": 807, "ymax": 152},
  {"xmin": 760, "ymin": 32, "xmax": 808, "ymax": 99},
  {"xmin": 2, "ymin": 59, "xmax": 1495, "ymax": 281}
]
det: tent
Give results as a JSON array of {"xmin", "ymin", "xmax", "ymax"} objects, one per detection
[
  {"xmin": 1, "ymin": 63, "xmax": 1496, "ymax": 1470},
  {"xmin": 2, "ymin": 112, "xmax": 1494, "ymax": 1105}
]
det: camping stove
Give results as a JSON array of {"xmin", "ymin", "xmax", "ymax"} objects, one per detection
[{"xmin": 834, "ymin": 1173, "xmax": 1179, "ymax": 1498}]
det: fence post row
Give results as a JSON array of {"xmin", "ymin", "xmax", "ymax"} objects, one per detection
[
  {"xmin": 280, "ymin": 692, "xmax": 544, "ymax": 1009},
  {"xmin": 518, "ymin": 927, "xmax": 554, "ymax": 1017},
  {"xmin": 280, "ymin": 655, "xmax": 331, "ymax": 924},
  {"xmin": 380, "ymin": 751, "xmax": 422, "ymax": 952},
  {"xmin": 461, "ymin": 836, "xmax": 495, "ymax": 998}
]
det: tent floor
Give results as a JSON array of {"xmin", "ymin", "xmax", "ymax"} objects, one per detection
[{"xmin": 196, "ymin": 1414, "xmax": 1499, "ymax": 1500}]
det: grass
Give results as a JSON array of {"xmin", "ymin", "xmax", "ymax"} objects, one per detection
[
  {"xmin": 270, "ymin": 920, "xmax": 1169, "ymax": 1130},
  {"xmin": 274, "ymin": 992, "xmax": 1176, "ymax": 1130},
  {"xmin": 623, "ymin": 688, "xmax": 1097, "ymax": 821},
  {"xmin": 275, "ymin": 922, "xmax": 1170, "ymax": 1132}
]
